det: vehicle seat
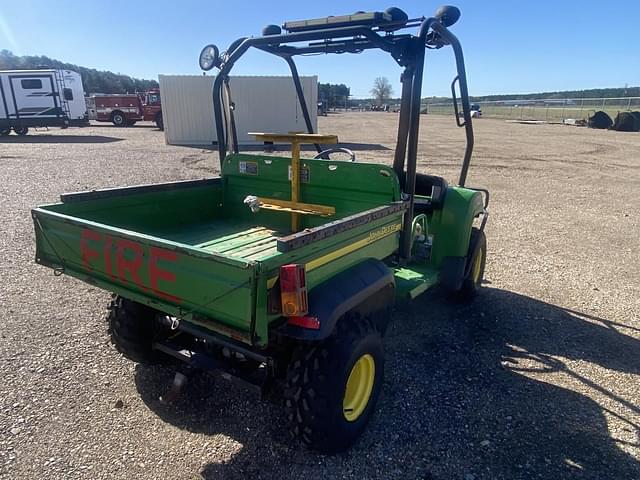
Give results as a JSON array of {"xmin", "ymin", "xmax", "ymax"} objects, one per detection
[{"xmin": 413, "ymin": 173, "xmax": 448, "ymax": 213}]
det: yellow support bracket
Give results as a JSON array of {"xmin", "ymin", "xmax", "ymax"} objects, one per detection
[
  {"xmin": 255, "ymin": 197, "xmax": 335, "ymax": 216},
  {"xmin": 249, "ymin": 132, "xmax": 338, "ymax": 232}
]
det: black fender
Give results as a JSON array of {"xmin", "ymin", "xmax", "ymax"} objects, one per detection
[{"xmin": 274, "ymin": 258, "xmax": 395, "ymax": 341}]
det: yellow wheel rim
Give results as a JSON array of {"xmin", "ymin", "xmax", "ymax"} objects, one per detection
[
  {"xmin": 471, "ymin": 246, "xmax": 483, "ymax": 284},
  {"xmin": 343, "ymin": 353, "xmax": 375, "ymax": 422}
]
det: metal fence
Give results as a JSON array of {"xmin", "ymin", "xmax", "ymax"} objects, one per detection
[{"xmin": 424, "ymin": 97, "xmax": 640, "ymax": 122}]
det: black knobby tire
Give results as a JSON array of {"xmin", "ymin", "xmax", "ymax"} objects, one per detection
[
  {"xmin": 107, "ymin": 295, "xmax": 164, "ymax": 364},
  {"xmin": 155, "ymin": 112, "xmax": 164, "ymax": 131},
  {"xmin": 13, "ymin": 126, "xmax": 28, "ymax": 136},
  {"xmin": 111, "ymin": 112, "xmax": 126, "ymax": 126},
  {"xmin": 0, "ymin": 128, "xmax": 11, "ymax": 136},
  {"xmin": 284, "ymin": 314, "xmax": 384, "ymax": 453},
  {"xmin": 456, "ymin": 227, "xmax": 487, "ymax": 301}
]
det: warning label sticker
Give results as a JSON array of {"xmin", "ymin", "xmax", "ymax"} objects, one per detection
[
  {"xmin": 239, "ymin": 161, "xmax": 258, "ymax": 175},
  {"xmin": 288, "ymin": 166, "xmax": 310, "ymax": 183}
]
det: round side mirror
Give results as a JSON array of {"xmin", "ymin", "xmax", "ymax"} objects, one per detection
[
  {"xmin": 199, "ymin": 44, "xmax": 220, "ymax": 71},
  {"xmin": 262, "ymin": 24, "xmax": 281, "ymax": 36},
  {"xmin": 383, "ymin": 7, "xmax": 409, "ymax": 31},
  {"xmin": 385, "ymin": 7, "xmax": 408, "ymax": 23},
  {"xmin": 434, "ymin": 5, "xmax": 461, "ymax": 27}
]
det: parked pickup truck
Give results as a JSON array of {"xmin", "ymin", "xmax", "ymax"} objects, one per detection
[{"xmin": 33, "ymin": 6, "xmax": 487, "ymax": 453}]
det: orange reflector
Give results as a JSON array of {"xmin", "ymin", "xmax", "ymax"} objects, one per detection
[
  {"xmin": 288, "ymin": 315, "xmax": 320, "ymax": 330},
  {"xmin": 280, "ymin": 264, "xmax": 308, "ymax": 317}
]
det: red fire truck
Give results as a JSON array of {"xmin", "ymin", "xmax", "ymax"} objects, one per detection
[{"xmin": 86, "ymin": 89, "xmax": 163, "ymax": 129}]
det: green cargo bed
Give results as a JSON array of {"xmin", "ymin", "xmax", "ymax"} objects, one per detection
[
  {"xmin": 32, "ymin": 154, "xmax": 404, "ymax": 345},
  {"xmin": 157, "ymin": 221, "xmax": 286, "ymax": 261}
]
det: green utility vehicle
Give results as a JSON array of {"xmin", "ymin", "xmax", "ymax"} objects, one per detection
[{"xmin": 32, "ymin": 6, "xmax": 488, "ymax": 453}]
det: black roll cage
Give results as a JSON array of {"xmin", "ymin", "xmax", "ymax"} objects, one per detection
[{"xmin": 210, "ymin": 14, "xmax": 474, "ymax": 260}]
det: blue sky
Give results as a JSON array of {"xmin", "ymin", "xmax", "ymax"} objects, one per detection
[{"xmin": 1, "ymin": 1, "xmax": 638, "ymax": 97}]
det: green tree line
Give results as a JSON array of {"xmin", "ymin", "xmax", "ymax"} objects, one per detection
[
  {"xmin": 0, "ymin": 50, "xmax": 158, "ymax": 94},
  {"xmin": 470, "ymin": 87, "xmax": 640, "ymax": 102}
]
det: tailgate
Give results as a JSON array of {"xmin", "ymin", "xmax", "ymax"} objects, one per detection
[{"xmin": 32, "ymin": 208, "xmax": 256, "ymax": 342}]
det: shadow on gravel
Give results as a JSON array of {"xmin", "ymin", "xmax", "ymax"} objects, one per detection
[
  {"xmin": 0, "ymin": 135, "xmax": 122, "ymax": 143},
  {"xmin": 134, "ymin": 288, "xmax": 640, "ymax": 480}
]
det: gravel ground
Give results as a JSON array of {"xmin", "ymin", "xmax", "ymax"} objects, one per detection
[{"xmin": 0, "ymin": 115, "xmax": 639, "ymax": 479}]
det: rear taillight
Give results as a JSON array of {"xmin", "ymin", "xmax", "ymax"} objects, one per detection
[
  {"xmin": 280, "ymin": 264, "xmax": 308, "ymax": 317},
  {"xmin": 288, "ymin": 315, "xmax": 320, "ymax": 330}
]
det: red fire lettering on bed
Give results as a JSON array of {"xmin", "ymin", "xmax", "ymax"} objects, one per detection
[
  {"xmin": 103, "ymin": 235, "xmax": 115, "ymax": 280},
  {"xmin": 116, "ymin": 239, "xmax": 146, "ymax": 290},
  {"xmin": 80, "ymin": 229, "xmax": 100, "ymax": 270},
  {"xmin": 149, "ymin": 247, "xmax": 180, "ymax": 303},
  {"xmin": 79, "ymin": 228, "xmax": 181, "ymax": 303}
]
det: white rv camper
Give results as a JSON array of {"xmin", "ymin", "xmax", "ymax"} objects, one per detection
[{"xmin": 0, "ymin": 69, "xmax": 88, "ymax": 135}]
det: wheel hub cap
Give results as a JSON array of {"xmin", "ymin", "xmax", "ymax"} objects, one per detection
[{"xmin": 343, "ymin": 353, "xmax": 375, "ymax": 422}]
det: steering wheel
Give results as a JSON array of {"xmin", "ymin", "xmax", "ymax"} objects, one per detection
[{"xmin": 313, "ymin": 147, "xmax": 356, "ymax": 162}]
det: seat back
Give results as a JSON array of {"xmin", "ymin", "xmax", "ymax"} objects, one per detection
[{"xmin": 415, "ymin": 173, "xmax": 448, "ymax": 209}]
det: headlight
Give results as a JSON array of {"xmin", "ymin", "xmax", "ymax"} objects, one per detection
[{"xmin": 199, "ymin": 44, "xmax": 219, "ymax": 71}]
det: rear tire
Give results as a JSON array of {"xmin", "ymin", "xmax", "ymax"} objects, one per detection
[
  {"xmin": 111, "ymin": 111, "xmax": 126, "ymax": 126},
  {"xmin": 455, "ymin": 228, "xmax": 487, "ymax": 301},
  {"xmin": 107, "ymin": 295, "xmax": 165, "ymax": 364},
  {"xmin": 0, "ymin": 128, "xmax": 10, "ymax": 136},
  {"xmin": 284, "ymin": 314, "xmax": 384, "ymax": 453},
  {"xmin": 13, "ymin": 126, "xmax": 28, "ymax": 135}
]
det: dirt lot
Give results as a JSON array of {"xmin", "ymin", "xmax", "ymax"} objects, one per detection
[{"xmin": 1, "ymin": 114, "xmax": 639, "ymax": 480}]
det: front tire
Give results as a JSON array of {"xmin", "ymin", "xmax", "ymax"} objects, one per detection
[
  {"xmin": 107, "ymin": 295, "xmax": 165, "ymax": 364},
  {"xmin": 0, "ymin": 128, "xmax": 11, "ymax": 136},
  {"xmin": 111, "ymin": 112, "xmax": 126, "ymax": 126},
  {"xmin": 456, "ymin": 228, "xmax": 487, "ymax": 301},
  {"xmin": 13, "ymin": 126, "xmax": 28, "ymax": 135},
  {"xmin": 284, "ymin": 314, "xmax": 384, "ymax": 453}
]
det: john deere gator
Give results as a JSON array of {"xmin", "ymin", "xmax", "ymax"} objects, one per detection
[{"xmin": 32, "ymin": 5, "xmax": 489, "ymax": 452}]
